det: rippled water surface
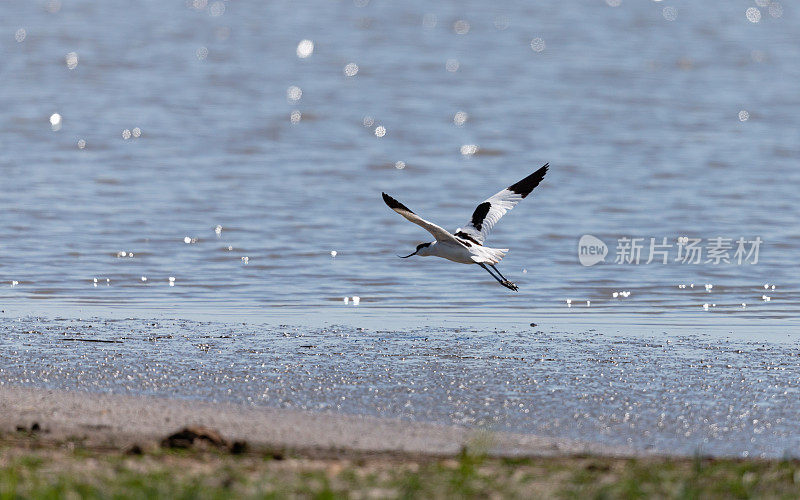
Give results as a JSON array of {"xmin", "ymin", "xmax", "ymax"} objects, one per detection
[
  {"xmin": 2, "ymin": 0, "xmax": 798, "ymax": 316},
  {"xmin": 1, "ymin": 0, "xmax": 799, "ymax": 456}
]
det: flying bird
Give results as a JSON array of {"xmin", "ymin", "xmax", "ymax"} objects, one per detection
[{"xmin": 382, "ymin": 163, "xmax": 549, "ymax": 291}]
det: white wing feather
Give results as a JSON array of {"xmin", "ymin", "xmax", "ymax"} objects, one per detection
[
  {"xmin": 456, "ymin": 164, "xmax": 549, "ymax": 244},
  {"xmin": 382, "ymin": 193, "xmax": 459, "ymax": 244}
]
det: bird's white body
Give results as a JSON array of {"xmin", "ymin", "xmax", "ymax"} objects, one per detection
[
  {"xmin": 416, "ymin": 240, "xmax": 507, "ymax": 265},
  {"xmin": 382, "ymin": 163, "xmax": 549, "ymax": 291}
]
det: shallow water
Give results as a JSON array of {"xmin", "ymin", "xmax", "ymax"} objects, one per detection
[
  {"xmin": 1, "ymin": 0, "xmax": 799, "ymax": 456},
  {"xmin": 1, "ymin": 0, "xmax": 798, "ymax": 316}
]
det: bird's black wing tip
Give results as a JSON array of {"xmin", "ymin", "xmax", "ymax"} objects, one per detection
[
  {"xmin": 509, "ymin": 163, "xmax": 549, "ymax": 198},
  {"xmin": 382, "ymin": 192, "xmax": 414, "ymax": 213}
]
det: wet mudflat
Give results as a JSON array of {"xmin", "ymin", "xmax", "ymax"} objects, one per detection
[{"xmin": 2, "ymin": 314, "xmax": 799, "ymax": 458}]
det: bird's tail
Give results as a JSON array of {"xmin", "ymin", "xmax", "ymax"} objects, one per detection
[
  {"xmin": 492, "ymin": 248, "xmax": 509, "ymax": 264},
  {"xmin": 472, "ymin": 247, "xmax": 508, "ymax": 265}
]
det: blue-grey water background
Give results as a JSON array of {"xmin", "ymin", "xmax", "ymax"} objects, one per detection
[{"xmin": 1, "ymin": 0, "xmax": 799, "ymax": 457}]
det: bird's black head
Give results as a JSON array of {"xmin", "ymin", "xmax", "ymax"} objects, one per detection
[{"xmin": 399, "ymin": 242, "xmax": 432, "ymax": 258}]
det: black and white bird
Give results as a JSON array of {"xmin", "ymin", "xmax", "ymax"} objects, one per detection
[{"xmin": 382, "ymin": 163, "xmax": 549, "ymax": 291}]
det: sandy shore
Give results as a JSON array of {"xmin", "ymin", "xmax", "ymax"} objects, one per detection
[
  {"xmin": 6, "ymin": 386, "xmax": 800, "ymax": 498},
  {"xmin": 0, "ymin": 386, "xmax": 631, "ymax": 458}
]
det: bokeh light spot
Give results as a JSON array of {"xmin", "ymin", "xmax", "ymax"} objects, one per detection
[
  {"xmin": 65, "ymin": 51, "xmax": 78, "ymax": 69},
  {"xmin": 49, "ymin": 113, "xmax": 62, "ymax": 131},
  {"xmin": 662, "ymin": 6, "xmax": 677, "ymax": 21},
  {"xmin": 15, "ymin": 28, "xmax": 26, "ymax": 42},
  {"xmin": 746, "ymin": 7, "xmax": 761, "ymax": 23},
  {"xmin": 530, "ymin": 38, "xmax": 545, "ymax": 52},
  {"xmin": 344, "ymin": 62, "xmax": 359, "ymax": 77},
  {"xmin": 453, "ymin": 20, "xmax": 470, "ymax": 35},
  {"xmin": 494, "ymin": 16, "xmax": 509, "ymax": 30},
  {"xmin": 209, "ymin": 1, "xmax": 225, "ymax": 17},
  {"xmin": 738, "ymin": 110, "xmax": 750, "ymax": 121},
  {"xmin": 297, "ymin": 39, "xmax": 314, "ymax": 58},
  {"xmin": 287, "ymin": 85, "xmax": 302, "ymax": 101}
]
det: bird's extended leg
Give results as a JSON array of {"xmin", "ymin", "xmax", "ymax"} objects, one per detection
[
  {"xmin": 489, "ymin": 264, "xmax": 510, "ymax": 281},
  {"xmin": 489, "ymin": 264, "xmax": 519, "ymax": 291},
  {"xmin": 479, "ymin": 263, "xmax": 518, "ymax": 291},
  {"xmin": 478, "ymin": 263, "xmax": 505, "ymax": 285}
]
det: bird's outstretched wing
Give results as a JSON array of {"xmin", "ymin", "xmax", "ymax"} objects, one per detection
[
  {"xmin": 382, "ymin": 192, "xmax": 459, "ymax": 243},
  {"xmin": 455, "ymin": 163, "xmax": 549, "ymax": 244}
]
